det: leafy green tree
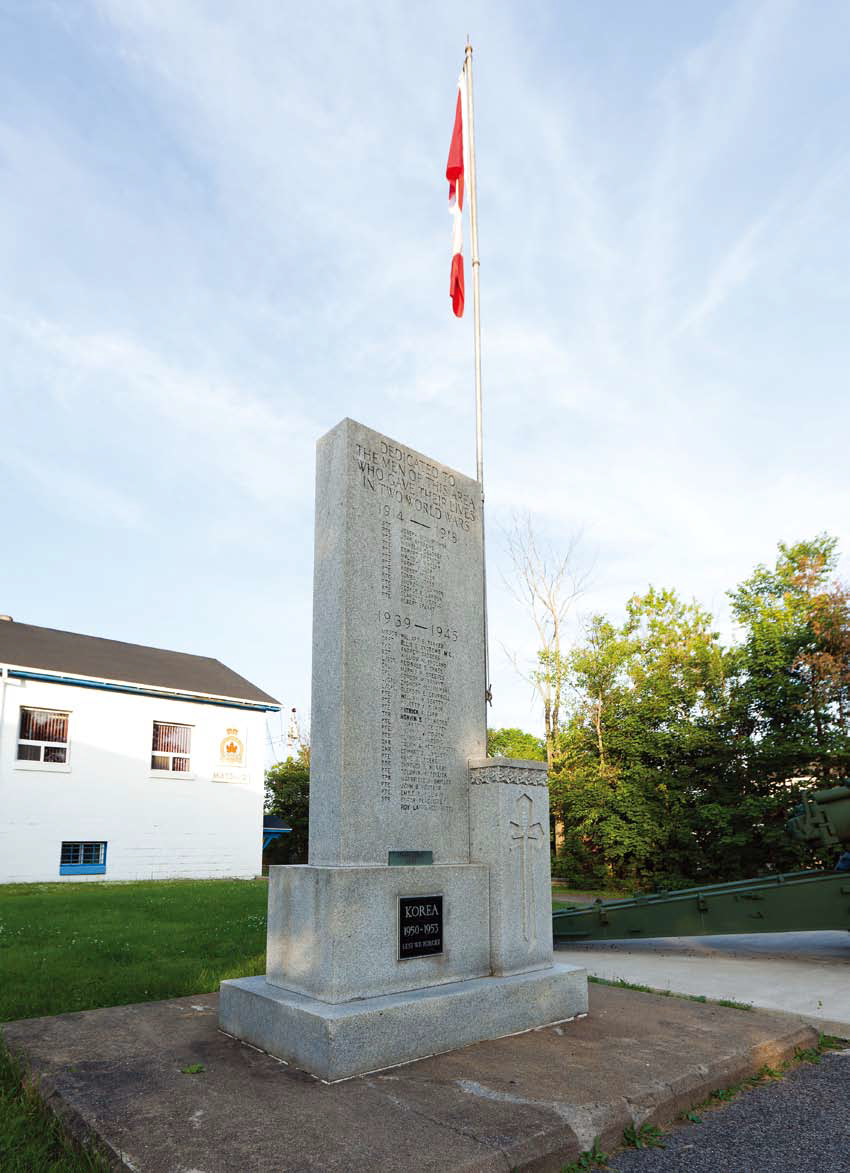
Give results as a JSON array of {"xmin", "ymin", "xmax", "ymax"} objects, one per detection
[
  {"xmin": 728, "ymin": 535, "xmax": 850, "ymax": 785},
  {"xmin": 486, "ymin": 727, "xmax": 545, "ymax": 760},
  {"xmin": 550, "ymin": 538, "xmax": 850, "ymax": 889},
  {"xmin": 554, "ymin": 588, "xmax": 735, "ymax": 888},
  {"xmin": 264, "ymin": 745, "xmax": 310, "ymax": 863}
]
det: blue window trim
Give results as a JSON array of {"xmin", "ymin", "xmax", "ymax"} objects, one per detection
[{"xmin": 60, "ymin": 841, "xmax": 107, "ymax": 876}]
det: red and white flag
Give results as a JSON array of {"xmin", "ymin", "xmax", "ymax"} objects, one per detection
[{"xmin": 446, "ymin": 70, "xmax": 469, "ymax": 318}]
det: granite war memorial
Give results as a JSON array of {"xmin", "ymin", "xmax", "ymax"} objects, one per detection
[{"xmin": 220, "ymin": 418, "xmax": 587, "ymax": 1079}]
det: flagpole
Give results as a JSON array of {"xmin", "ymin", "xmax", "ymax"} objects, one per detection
[{"xmin": 464, "ymin": 40, "xmax": 492, "ymax": 715}]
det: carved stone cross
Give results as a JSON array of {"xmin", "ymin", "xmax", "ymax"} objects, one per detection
[{"xmin": 509, "ymin": 792, "xmax": 544, "ymax": 946}]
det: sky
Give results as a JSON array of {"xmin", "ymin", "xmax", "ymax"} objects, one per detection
[{"xmin": 2, "ymin": 0, "xmax": 849, "ymax": 755}]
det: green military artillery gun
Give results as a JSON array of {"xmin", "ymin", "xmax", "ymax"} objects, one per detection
[
  {"xmin": 786, "ymin": 784, "xmax": 850, "ymax": 855},
  {"xmin": 552, "ymin": 783, "xmax": 850, "ymax": 943}
]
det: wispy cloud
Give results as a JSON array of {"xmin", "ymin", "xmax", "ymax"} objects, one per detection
[
  {"xmin": 0, "ymin": 445, "xmax": 147, "ymax": 530},
  {"xmin": 2, "ymin": 313, "xmax": 320, "ymax": 508}
]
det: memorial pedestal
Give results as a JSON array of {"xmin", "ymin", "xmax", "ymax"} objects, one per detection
[{"xmin": 220, "ymin": 963, "xmax": 587, "ymax": 1082}]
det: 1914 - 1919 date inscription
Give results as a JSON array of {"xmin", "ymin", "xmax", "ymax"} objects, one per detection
[{"xmin": 398, "ymin": 894, "xmax": 444, "ymax": 960}]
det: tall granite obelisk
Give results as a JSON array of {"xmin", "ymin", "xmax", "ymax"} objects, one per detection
[
  {"xmin": 308, "ymin": 417, "xmax": 486, "ymax": 867},
  {"xmin": 220, "ymin": 419, "xmax": 586, "ymax": 1080}
]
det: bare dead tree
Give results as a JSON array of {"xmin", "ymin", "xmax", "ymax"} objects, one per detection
[{"xmin": 502, "ymin": 513, "xmax": 591, "ymax": 770}]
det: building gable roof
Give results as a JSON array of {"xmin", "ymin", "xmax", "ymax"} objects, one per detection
[{"xmin": 0, "ymin": 620, "xmax": 279, "ymax": 707}]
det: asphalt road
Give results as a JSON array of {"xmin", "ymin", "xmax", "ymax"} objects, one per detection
[{"xmin": 609, "ymin": 1048, "xmax": 850, "ymax": 1172}]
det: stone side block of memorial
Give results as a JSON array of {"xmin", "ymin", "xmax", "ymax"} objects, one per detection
[
  {"xmin": 309, "ymin": 418, "xmax": 486, "ymax": 868},
  {"xmin": 469, "ymin": 758, "xmax": 555, "ymax": 977},
  {"xmin": 265, "ymin": 863, "xmax": 490, "ymax": 1003}
]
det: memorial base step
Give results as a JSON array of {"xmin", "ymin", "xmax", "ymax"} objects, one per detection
[{"xmin": 219, "ymin": 962, "xmax": 587, "ymax": 1081}]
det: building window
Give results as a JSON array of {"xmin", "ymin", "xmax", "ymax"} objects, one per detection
[
  {"xmin": 60, "ymin": 841, "xmax": 107, "ymax": 875},
  {"xmin": 17, "ymin": 708, "xmax": 69, "ymax": 764},
  {"xmin": 151, "ymin": 722, "xmax": 192, "ymax": 772}
]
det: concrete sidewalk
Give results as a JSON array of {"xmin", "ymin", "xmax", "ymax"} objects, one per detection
[
  {"xmin": 4, "ymin": 984, "xmax": 817, "ymax": 1172},
  {"xmin": 558, "ymin": 931, "xmax": 850, "ymax": 1037}
]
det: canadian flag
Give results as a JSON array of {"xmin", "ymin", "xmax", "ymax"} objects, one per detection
[{"xmin": 446, "ymin": 71, "xmax": 469, "ymax": 318}]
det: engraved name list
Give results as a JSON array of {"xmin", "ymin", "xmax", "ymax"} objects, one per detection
[{"xmin": 355, "ymin": 437, "xmax": 478, "ymax": 819}]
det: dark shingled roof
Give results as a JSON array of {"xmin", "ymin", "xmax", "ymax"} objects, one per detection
[{"xmin": 0, "ymin": 620, "xmax": 280, "ymax": 707}]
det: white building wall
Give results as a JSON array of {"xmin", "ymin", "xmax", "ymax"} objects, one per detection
[{"xmin": 0, "ymin": 674, "xmax": 268, "ymax": 883}]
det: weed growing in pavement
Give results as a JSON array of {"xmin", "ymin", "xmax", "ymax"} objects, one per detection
[
  {"xmin": 790, "ymin": 1035, "xmax": 847, "ymax": 1065},
  {"xmin": 588, "ymin": 976, "xmax": 752, "ymax": 1010},
  {"xmin": 709, "ymin": 1086, "xmax": 735, "ymax": 1102},
  {"xmin": 180, "ymin": 1063, "xmax": 205, "ymax": 1075},
  {"xmin": 561, "ymin": 1136, "xmax": 609, "ymax": 1171},
  {"xmin": 588, "ymin": 976, "xmax": 654, "ymax": 994},
  {"xmin": 817, "ymin": 1034, "xmax": 847, "ymax": 1051},
  {"xmin": 676, "ymin": 1036, "xmax": 849, "ymax": 1130},
  {"xmin": 793, "ymin": 1046, "xmax": 822, "ymax": 1064},
  {"xmin": 622, "ymin": 1122, "xmax": 665, "ymax": 1150},
  {"xmin": 702, "ymin": 1066, "xmax": 782, "ymax": 1107}
]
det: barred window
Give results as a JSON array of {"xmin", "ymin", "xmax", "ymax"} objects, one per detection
[
  {"xmin": 151, "ymin": 722, "xmax": 192, "ymax": 772},
  {"xmin": 59, "ymin": 839, "xmax": 104, "ymax": 868},
  {"xmin": 17, "ymin": 708, "xmax": 69, "ymax": 764}
]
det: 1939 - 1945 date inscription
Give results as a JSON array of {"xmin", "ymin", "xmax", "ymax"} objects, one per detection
[{"xmin": 379, "ymin": 611, "xmax": 459, "ymax": 641}]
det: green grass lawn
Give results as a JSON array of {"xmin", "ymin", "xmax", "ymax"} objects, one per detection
[
  {"xmin": 1, "ymin": 878, "xmax": 269, "ymax": 1170},
  {"xmin": 0, "ymin": 878, "xmax": 268, "ymax": 1023}
]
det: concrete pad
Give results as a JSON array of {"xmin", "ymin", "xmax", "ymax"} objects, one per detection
[
  {"xmin": 3, "ymin": 984, "xmax": 817, "ymax": 1172},
  {"xmin": 559, "ymin": 931, "xmax": 850, "ymax": 1037}
]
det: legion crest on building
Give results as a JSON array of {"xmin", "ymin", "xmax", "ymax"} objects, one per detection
[{"xmin": 219, "ymin": 728, "xmax": 245, "ymax": 765}]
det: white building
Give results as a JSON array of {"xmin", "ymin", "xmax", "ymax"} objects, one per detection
[{"xmin": 0, "ymin": 617, "xmax": 280, "ymax": 883}]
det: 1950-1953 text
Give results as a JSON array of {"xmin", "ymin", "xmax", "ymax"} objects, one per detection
[{"xmin": 398, "ymin": 894, "xmax": 444, "ymax": 960}]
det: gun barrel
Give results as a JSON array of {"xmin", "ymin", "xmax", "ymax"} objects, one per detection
[{"xmin": 786, "ymin": 783, "xmax": 850, "ymax": 849}]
